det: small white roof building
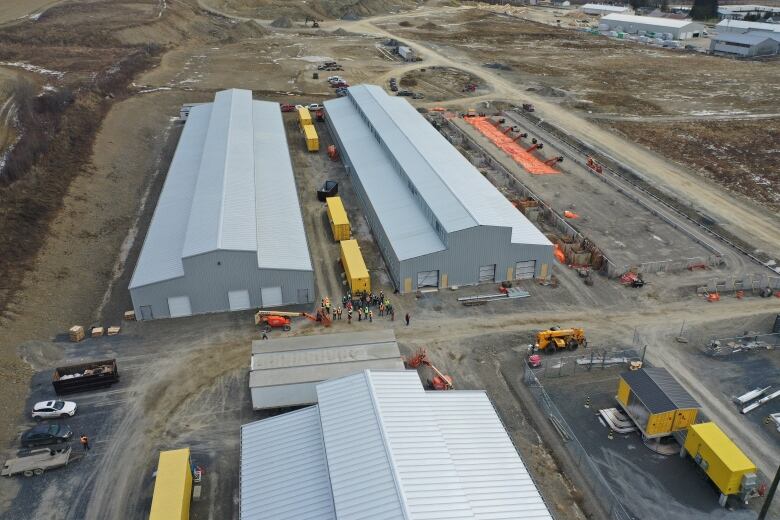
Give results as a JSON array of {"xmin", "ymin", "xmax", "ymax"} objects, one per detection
[
  {"xmin": 718, "ymin": 5, "xmax": 780, "ymax": 20},
  {"xmin": 240, "ymin": 370, "xmax": 553, "ymax": 520},
  {"xmin": 581, "ymin": 3, "xmax": 632, "ymax": 15},
  {"xmin": 716, "ymin": 18, "xmax": 780, "ymax": 33}
]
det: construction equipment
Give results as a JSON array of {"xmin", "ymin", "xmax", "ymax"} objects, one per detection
[
  {"xmin": 315, "ymin": 109, "xmax": 325, "ymax": 122},
  {"xmin": 254, "ymin": 310, "xmax": 331, "ymax": 332},
  {"xmin": 511, "ymin": 132, "xmax": 528, "ymax": 142},
  {"xmin": 462, "ymin": 83, "xmax": 477, "ymax": 92},
  {"xmin": 464, "ymin": 108, "xmax": 478, "ymax": 118},
  {"xmin": 304, "ymin": 17, "xmax": 321, "ymax": 28},
  {"xmin": 527, "ymin": 353, "xmax": 542, "ymax": 368},
  {"xmin": 544, "ymin": 156, "xmax": 564, "ymax": 166},
  {"xmin": 535, "ymin": 327, "xmax": 587, "ymax": 352},
  {"xmin": 522, "ymin": 103, "xmax": 535, "ymax": 112},
  {"xmin": 405, "ymin": 348, "xmax": 453, "ymax": 390},
  {"xmin": 327, "ymin": 145, "xmax": 339, "ymax": 161},
  {"xmin": 586, "ymin": 156, "xmax": 603, "ymax": 173},
  {"xmin": 526, "ymin": 139, "xmax": 543, "ymax": 153}
]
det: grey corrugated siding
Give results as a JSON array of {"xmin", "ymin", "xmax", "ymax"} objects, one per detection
[
  {"xmin": 131, "ymin": 250, "xmax": 314, "ymax": 319},
  {"xmin": 325, "ymin": 86, "xmax": 553, "ymax": 293}
]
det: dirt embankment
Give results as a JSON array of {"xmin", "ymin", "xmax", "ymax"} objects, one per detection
[
  {"xmin": 0, "ymin": 0, "xmax": 270, "ymax": 447},
  {"xmin": 204, "ymin": 0, "xmax": 422, "ymax": 20}
]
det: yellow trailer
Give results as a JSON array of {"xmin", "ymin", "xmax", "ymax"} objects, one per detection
[
  {"xmin": 326, "ymin": 196, "xmax": 351, "ymax": 241},
  {"xmin": 340, "ymin": 239, "xmax": 370, "ymax": 294},
  {"xmin": 297, "ymin": 106, "xmax": 312, "ymax": 128},
  {"xmin": 683, "ymin": 422, "xmax": 758, "ymax": 505},
  {"xmin": 616, "ymin": 367, "xmax": 699, "ymax": 438},
  {"xmin": 149, "ymin": 448, "xmax": 193, "ymax": 520},
  {"xmin": 303, "ymin": 124, "xmax": 319, "ymax": 152}
]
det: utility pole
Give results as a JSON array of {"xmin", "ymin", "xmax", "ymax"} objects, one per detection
[{"xmin": 758, "ymin": 464, "xmax": 780, "ymax": 520}]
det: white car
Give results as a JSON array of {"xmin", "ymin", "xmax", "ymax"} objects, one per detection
[
  {"xmin": 307, "ymin": 103, "xmax": 322, "ymax": 111},
  {"xmin": 32, "ymin": 400, "xmax": 77, "ymax": 420}
]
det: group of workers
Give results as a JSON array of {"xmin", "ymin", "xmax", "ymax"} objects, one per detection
[{"xmin": 317, "ymin": 290, "xmax": 409, "ymax": 326}]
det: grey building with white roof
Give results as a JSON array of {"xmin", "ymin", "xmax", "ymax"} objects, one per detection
[
  {"xmin": 324, "ymin": 85, "xmax": 553, "ymax": 293},
  {"xmin": 240, "ymin": 369, "xmax": 553, "ymax": 520},
  {"xmin": 710, "ymin": 31, "xmax": 779, "ymax": 56},
  {"xmin": 129, "ymin": 89, "xmax": 314, "ymax": 319}
]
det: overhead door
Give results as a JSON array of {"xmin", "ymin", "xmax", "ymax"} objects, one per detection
[
  {"xmin": 261, "ymin": 286, "xmax": 283, "ymax": 308},
  {"xmin": 478, "ymin": 264, "xmax": 496, "ymax": 283},
  {"xmin": 228, "ymin": 290, "xmax": 251, "ymax": 311},
  {"xmin": 515, "ymin": 260, "xmax": 536, "ymax": 280},
  {"xmin": 167, "ymin": 296, "xmax": 192, "ymax": 318},
  {"xmin": 417, "ymin": 270, "xmax": 439, "ymax": 288}
]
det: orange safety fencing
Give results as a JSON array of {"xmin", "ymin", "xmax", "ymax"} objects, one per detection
[{"xmin": 465, "ymin": 117, "xmax": 559, "ymax": 175}]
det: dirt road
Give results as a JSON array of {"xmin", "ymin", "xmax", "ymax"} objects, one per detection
[
  {"xmin": 0, "ymin": 0, "xmax": 61, "ymax": 24},
  {"xmin": 321, "ymin": 7, "xmax": 780, "ymax": 258}
]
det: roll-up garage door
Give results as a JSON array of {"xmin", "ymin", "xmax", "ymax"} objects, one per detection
[
  {"xmin": 228, "ymin": 290, "xmax": 251, "ymax": 311},
  {"xmin": 478, "ymin": 264, "xmax": 496, "ymax": 283},
  {"xmin": 515, "ymin": 260, "xmax": 536, "ymax": 280},
  {"xmin": 261, "ymin": 287, "xmax": 283, "ymax": 307},
  {"xmin": 167, "ymin": 296, "xmax": 192, "ymax": 318},
  {"xmin": 417, "ymin": 270, "xmax": 439, "ymax": 288}
]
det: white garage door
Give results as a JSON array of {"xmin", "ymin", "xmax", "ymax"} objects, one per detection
[
  {"xmin": 515, "ymin": 260, "xmax": 536, "ymax": 280},
  {"xmin": 261, "ymin": 286, "xmax": 283, "ymax": 308},
  {"xmin": 417, "ymin": 270, "xmax": 439, "ymax": 288},
  {"xmin": 167, "ymin": 296, "xmax": 192, "ymax": 318},
  {"xmin": 478, "ymin": 264, "xmax": 496, "ymax": 283},
  {"xmin": 228, "ymin": 289, "xmax": 251, "ymax": 311}
]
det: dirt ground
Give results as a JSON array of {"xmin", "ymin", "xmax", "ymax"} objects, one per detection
[
  {"xmin": 0, "ymin": 1, "xmax": 779, "ymax": 519},
  {"xmin": 399, "ymin": 66, "xmax": 487, "ymax": 101}
]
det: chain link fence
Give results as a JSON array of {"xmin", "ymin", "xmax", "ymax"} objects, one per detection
[
  {"xmin": 532, "ymin": 346, "xmax": 645, "ymax": 379},
  {"xmin": 522, "ymin": 354, "xmax": 640, "ymax": 520}
]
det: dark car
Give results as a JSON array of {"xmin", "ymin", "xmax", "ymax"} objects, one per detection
[
  {"xmin": 396, "ymin": 90, "xmax": 413, "ymax": 97},
  {"xmin": 21, "ymin": 424, "xmax": 73, "ymax": 448},
  {"xmin": 279, "ymin": 103, "xmax": 296, "ymax": 113},
  {"xmin": 390, "ymin": 84, "xmax": 399, "ymax": 92}
]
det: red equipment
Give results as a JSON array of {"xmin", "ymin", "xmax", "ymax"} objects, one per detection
[
  {"xmin": 586, "ymin": 156, "xmax": 603, "ymax": 173},
  {"xmin": 544, "ymin": 156, "xmax": 564, "ymax": 166},
  {"xmin": 315, "ymin": 109, "xmax": 325, "ymax": 122},
  {"xmin": 528, "ymin": 354, "xmax": 542, "ymax": 368},
  {"xmin": 254, "ymin": 310, "xmax": 331, "ymax": 332},
  {"xmin": 280, "ymin": 103, "xmax": 295, "ymax": 112},
  {"xmin": 327, "ymin": 145, "xmax": 339, "ymax": 161},
  {"xmin": 405, "ymin": 348, "xmax": 453, "ymax": 390},
  {"xmin": 511, "ymin": 132, "xmax": 528, "ymax": 142},
  {"xmin": 526, "ymin": 139, "xmax": 543, "ymax": 153}
]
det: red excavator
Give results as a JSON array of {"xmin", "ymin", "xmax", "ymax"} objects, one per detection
[
  {"xmin": 254, "ymin": 310, "xmax": 331, "ymax": 332},
  {"xmin": 405, "ymin": 348, "xmax": 453, "ymax": 390}
]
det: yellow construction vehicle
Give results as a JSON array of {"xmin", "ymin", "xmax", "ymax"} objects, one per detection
[{"xmin": 535, "ymin": 327, "xmax": 587, "ymax": 353}]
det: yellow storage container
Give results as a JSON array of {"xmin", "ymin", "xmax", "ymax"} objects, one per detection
[
  {"xmin": 340, "ymin": 239, "xmax": 370, "ymax": 294},
  {"xmin": 297, "ymin": 106, "xmax": 312, "ymax": 128},
  {"xmin": 616, "ymin": 368, "xmax": 700, "ymax": 438},
  {"xmin": 326, "ymin": 196, "xmax": 351, "ymax": 241},
  {"xmin": 149, "ymin": 448, "xmax": 193, "ymax": 520},
  {"xmin": 303, "ymin": 124, "xmax": 319, "ymax": 152},
  {"xmin": 684, "ymin": 422, "xmax": 756, "ymax": 496}
]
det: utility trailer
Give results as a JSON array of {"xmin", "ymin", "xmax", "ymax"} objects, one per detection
[
  {"xmin": 52, "ymin": 359, "xmax": 119, "ymax": 395},
  {"xmin": 2, "ymin": 447, "xmax": 75, "ymax": 477}
]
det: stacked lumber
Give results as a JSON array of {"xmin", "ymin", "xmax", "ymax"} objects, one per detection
[
  {"xmin": 91, "ymin": 327, "xmax": 104, "ymax": 338},
  {"xmin": 107, "ymin": 326, "xmax": 121, "ymax": 336},
  {"xmin": 69, "ymin": 326, "xmax": 85, "ymax": 343},
  {"xmin": 123, "ymin": 310, "xmax": 135, "ymax": 321}
]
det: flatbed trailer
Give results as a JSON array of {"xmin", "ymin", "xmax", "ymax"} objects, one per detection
[{"xmin": 2, "ymin": 447, "xmax": 75, "ymax": 477}]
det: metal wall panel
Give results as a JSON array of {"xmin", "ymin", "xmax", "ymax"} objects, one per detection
[{"xmin": 130, "ymin": 250, "xmax": 314, "ymax": 319}]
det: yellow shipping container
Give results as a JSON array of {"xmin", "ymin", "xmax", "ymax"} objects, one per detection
[
  {"xmin": 303, "ymin": 124, "xmax": 319, "ymax": 152},
  {"xmin": 297, "ymin": 106, "xmax": 312, "ymax": 128},
  {"xmin": 149, "ymin": 448, "xmax": 193, "ymax": 520},
  {"xmin": 616, "ymin": 368, "xmax": 700, "ymax": 438},
  {"xmin": 326, "ymin": 196, "xmax": 351, "ymax": 241},
  {"xmin": 684, "ymin": 422, "xmax": 756, "ymax": 497},
  {"xmin": 340, "ymin": 239, "xmax": 370, "ymax": 294}
]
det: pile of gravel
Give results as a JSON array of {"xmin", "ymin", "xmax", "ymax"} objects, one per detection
[{"xmin": 270, "ymin": 16, "xmax": 293, "ymax": 28}]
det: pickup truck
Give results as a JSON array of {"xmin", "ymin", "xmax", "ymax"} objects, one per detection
[{"xmin": 52, "ymin": 359, "xmax": 119, "ymax": 395}]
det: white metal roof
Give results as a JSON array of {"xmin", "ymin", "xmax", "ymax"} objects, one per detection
[
  {"xmin": 601, "ymin": 13, "xmax": 698, "ymax": 28},
  {"xmin": 241, "ymin": 369, "xmax": 553, "ymax": 520},
  {"xmin": 716, "ymin": 18, "xmax": 780, "ymax": 32},
  {"xmin": 130, "ymin": 89, "xmax": 312, "ymax": 289},
  {"xmin": 240, "ymin": 406, "xmax": 336, "ymax": 520},
  {"xmin": 324, "ymin": 86, "xmax": 550, "ymax": 259},
  {"xmin": 712, "ymin": 32, "xmax": 777, "ymax": 44},
  {"xmin": 582, "ymin": 3, "xmax": 630, "ymax": 12}
]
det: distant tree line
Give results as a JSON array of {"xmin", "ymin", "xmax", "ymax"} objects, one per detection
[{"xmin": 690, "ymin": 0, "xmax": 719, "ymax": 20}]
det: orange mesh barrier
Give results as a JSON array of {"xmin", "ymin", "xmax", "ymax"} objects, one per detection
[{"xmin": 466, "ymin": 117, "xmax": 559, "ymax": 175}]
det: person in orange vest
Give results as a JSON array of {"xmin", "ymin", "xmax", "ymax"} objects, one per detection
[{"xmin": 80, "ymin": 434, "xmax": 90, "ymax": 452}]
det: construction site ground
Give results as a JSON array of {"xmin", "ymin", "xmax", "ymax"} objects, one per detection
[
  {"xmin": 0, "ymin": 1, "xmax": 779, "ymax": 519},
  {"xmin": 450, "ymin": 115, "xmax": 719, "ymax": 272}
]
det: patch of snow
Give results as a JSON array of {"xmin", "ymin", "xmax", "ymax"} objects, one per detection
[
  {"xmin": 0, "ymin": 62, "xmax": 65, "ymax": 78},
  {"xmin": 139, "ymin": 86, "xmax": 173, "ymax": 94},
  {"xmin": 293, "ymin": 55, "xmax": 335, "ymax": 62},
  {"xmin": 29, "ymin": 12, "xmax": 43, "ymax": 21},
  {"xmin": 179, "ymin": 79, "xmax": 200, "ymax": 84}
]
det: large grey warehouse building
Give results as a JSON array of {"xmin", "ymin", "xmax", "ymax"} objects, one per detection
[
  {"xmin": 129, "ymin": 89, "xmax": 314, "ymax": 320},
  {"xmin": 324, "ymin": 85, "xmax": 553, "ymax": 293}
]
